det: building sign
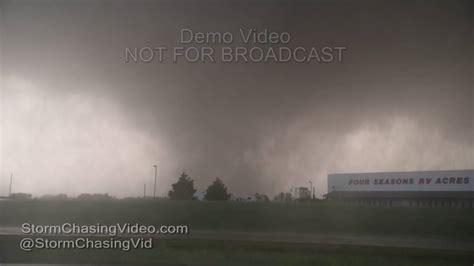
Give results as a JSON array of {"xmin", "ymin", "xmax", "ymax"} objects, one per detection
[{"xmin": 328, "ymin": 170, "xmax": 474, "ymax": 192}]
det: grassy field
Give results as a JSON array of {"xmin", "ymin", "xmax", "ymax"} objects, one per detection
[
  {"xmin": 1, "ymin": 199, "xmax": 473, "ymax": 265},
  {"xmin": 1, "ymin": 199, "xmax": 473, "ymax": 240},
  {"xmin": 0, "ymin": 235, "xmax": 472, "ymax": 266}
]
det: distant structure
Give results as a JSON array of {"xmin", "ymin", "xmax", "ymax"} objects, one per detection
[
  {"xmin": 291, "ymin": 187, "xmax": 311, "ymax": 201},
  {"xmin": 325, "ymin": 170, "xmax": 474, "ymax": 208},
  {"xmin": 8, "ymin": 193, "xmax": 32, "ymax": 200},
  {"xmin": 231, "ymin": 193, "xmax": 257, "ymax": 202},
  {"xmin": 193, "ymin": 190, "xmax": 259, "ymax": 202},
  {"xmin": 194, "ymin": 190, "xmax": 206, "ymax": 201}
]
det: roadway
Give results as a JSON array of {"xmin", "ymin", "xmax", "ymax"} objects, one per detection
[{"xmin": 1, "ymin": 227, "xmax": 473, "ymax": 251}]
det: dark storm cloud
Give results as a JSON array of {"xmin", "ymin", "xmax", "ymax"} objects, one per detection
[{"xmin": 1, "ymin": 0, "xmax": 472, "ymax": 197}]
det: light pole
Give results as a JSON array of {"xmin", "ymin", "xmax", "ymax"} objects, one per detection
[
  {"xmin": 309, "ymin": 180, "xmax": 313, "ymax": 199},
  {"xmin": 9, "ymin": 173, "xmax": 13, "ymax": 197},
  {"xmin": 153, "ymin": 165, "xmax": 158, "ymax": 198}
]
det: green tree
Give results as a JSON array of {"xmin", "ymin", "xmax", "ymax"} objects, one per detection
[
  {"xmin": 273, "ymin": 192, "xmax": 292, "ymax": 202},
  {"xmin": 168, "ymin": 172, "xmax": 196, "ymax": 200},
  {"xmin": 273, "ymin": 192, "xmax": 285, "ymax": 202},
  {"xmin": 204, "ymin": 177, "xmax": 231, "ymax": 201}
]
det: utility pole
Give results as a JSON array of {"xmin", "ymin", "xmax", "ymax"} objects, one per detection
[
  {"xmin": 153, "ymin": 165, "xmax": 158, "ymax": 198},
  {"xmin": 309, "ymin": 181, "xmax": 313, "ymax": 199},
  {"xmin": 143, "ymin": 183, "xmax": 146, "ymax": 198},
  {"xmin": 9, "ymin": 173, "xmax": 13, "ymax": 197}
]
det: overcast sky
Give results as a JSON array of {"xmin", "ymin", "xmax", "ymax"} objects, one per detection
[{"xmin": 0, "ymin": 0, "xmax": 472, "ymax": 198}]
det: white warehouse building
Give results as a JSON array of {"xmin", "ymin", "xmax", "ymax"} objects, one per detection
[{"xmin": 325, "ymin": 170, "xmax": 474, "ymax": 208}]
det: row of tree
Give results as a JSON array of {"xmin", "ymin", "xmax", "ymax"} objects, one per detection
[
  {"xmin": 169, "ymin": 172, "xmax": 231, "ymax": 201},
  {"xmin": 7, "ymin": 172, "xmax": 290, "ymax": 202}
]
